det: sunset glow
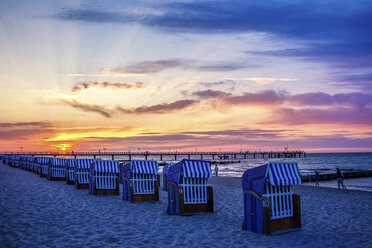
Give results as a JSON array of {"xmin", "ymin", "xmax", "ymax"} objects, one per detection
[{"xmin": 0, "ymin": 1, "xmax": 371, "ymax": 152}]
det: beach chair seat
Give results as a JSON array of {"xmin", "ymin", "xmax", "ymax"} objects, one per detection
[
  {"xmin": 122, "ymin": 160, "xmax": 160, "ymax": 202},
  {"xmin": 162, "ymin": 163, "xmax": 175, "ymax": 191},
  {"xmin": 35, "ymin": 157, "xmax": 51, "ymax": 177},
  {"xmin": 167, "ymin": 159, "xmax": 213, "ymax": 215},
  {"xmin": 89, "ymin": 160, "xmax": 119, "ymax": 195},
  {"xmin": 74, "ymin": 159, "xmax": 95, "ymax": 189},
  {"xmin": 47, "ymin": 158, "xmax": 67, "ymax": 181},
  {"xmin": 65, "ymin": 159, "xmax": 75, "ymax": 184},
  {"xmin": 242, "ymin": 161, "xmax": 302, "ymax": 234}
]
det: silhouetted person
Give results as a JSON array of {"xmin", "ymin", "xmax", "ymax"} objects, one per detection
[
  {"xmin": 215, "ymin": 164, "xmax": 219, "ymax": 177},
  {"xmin": 336, "ymin": 168, "xmax": 346, "ymax": 189},
  {"xmin": 315, "ymin": 171, "xmax": 320, "ymax": 187}
]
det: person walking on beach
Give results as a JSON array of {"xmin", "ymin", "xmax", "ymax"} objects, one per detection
[
  {"xmin": 336, "ymin": 168, "xmax": 346, "ymax": 189},
  {"xmin": 315, "ymin": 171, "xmax": 320, "ymax": 187},
  {"xmin": 215, "ymin": 164, "xmax": 219, "ymax": 177}
]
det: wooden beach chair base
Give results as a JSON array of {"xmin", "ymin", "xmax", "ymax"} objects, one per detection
[
  {"xmin": 243, "ymin": 194, "xmax": 301, "ymax": 235},
  {"xmin": 49, "ymin": 176, "xmax": 66, "ymax": 181},
  {"xmin": 129, "ymin": 183, "xmax": 159, "ymax": 202},
  {"xmin": 75, "ymin": 181, "xmax": 89, "ymax": 189},
  {"xmin": 168, "ymin": 184, "xmax": 213, "ymax": 215},
  {"xmin": 66, "ymin": 178, "xmax": 75, "ymax": 185},
  {"xmin": 91, "ymin": 178, "xmax": 120, "ymax": 195}
]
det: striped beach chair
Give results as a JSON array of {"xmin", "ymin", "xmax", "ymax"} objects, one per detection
[
  {"xmin": 122, "ymin": 160, "xmax": 160, "ymax": 202},
  {"xmin": 10, "ymin": 155, "xmax": 20, "ymax": 168},
  {"xmin": 167, "ymin": 159, "xmax": 213, "ymax": 215},
  {"xmin": 162, "ymin": 162, "xmax": 175, "ymax": 191},
  {"xmin": 74, "ymin": 159, "xmax": 95, "ymax": 189},
  {"xmin": 65, "ymin": 159, "xmax": 75, "ymax": 185},
  {"xmin": 26, "ymin": 156, "xmax": 36, "ymax": 172},
  {"xmin": 47, "ymin": 158, "xmax": 67, "ymax": 181},
  {"xmin": 242, "ymin": 161, "xmax": 302, "ymax": 234},
  {"xmin": 35, "ymin": 157, "xmax": 51, "ymax": 177},
  {"xmin": 19, "ymin": 156, "xmax": 26, "ymax": 170},
  {"xmin": 89, "ymin": 160, "xmax": 119, "ymax": 195}
]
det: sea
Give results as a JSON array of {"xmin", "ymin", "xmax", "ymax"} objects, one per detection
[{"xmin": 60, "ymin": 152, "xmax": 372, "ymax": 192}]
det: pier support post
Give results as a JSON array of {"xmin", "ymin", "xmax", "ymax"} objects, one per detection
[
  {"xmin": 201, "ymin": 154, "xmax": 203, "ymax": 160},
  {"xmin": 188, "ymin": 154, "xmax": 191, "ymax": 159},
  {"xmin": 112, "ymin": 155, "xmax": 114, "ymax": 160},
  {"xmin": 175, "ymin": 154, "xmax": 177, "ymax": 160},
  {"xmin": 129, "ymin": 154, "xmax": 131, "ymax": 161},
  {"xmin": 145, "ymin": 155, "xmax": 148, "ymax": 160},
  {"xmin": 160, "ymin": 154, "xmax": 163, "ymax": 161}
]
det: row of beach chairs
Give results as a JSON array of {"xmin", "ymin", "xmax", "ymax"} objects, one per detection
[{"xmin": 1, "ymin": 154, "xmax": 302, "ymax": 235}]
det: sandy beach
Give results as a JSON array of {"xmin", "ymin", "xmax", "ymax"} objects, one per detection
[{"xmin": 0, "ymin": 162, "xmax": 371, "ymax": 248}]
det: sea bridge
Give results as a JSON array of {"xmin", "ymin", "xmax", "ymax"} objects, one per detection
[{"xmin": 3, "ymin": 150, "xmax": 306, "ymax": 161}]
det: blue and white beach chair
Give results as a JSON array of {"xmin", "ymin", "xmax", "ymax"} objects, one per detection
[
  {"xmin": 47, "ymin": 158, "xmax": 67, "ymax": 181},
  {"xmin": 10, "ymin": 155, "xmax": 20, "ymax": 168},
  {"xmin": 167, "ymin": 159, "xmax": 213, "ymax": 215},
  {"xmin": 23, "ymin": 156, "xmax": 34, "ymax": 171},
  {"xmin": 89, "ymin": 160, "xmax": 120, "ymax": 195},
  {"xmin": 75, "ymin": 159, "xmax": 95, "ymax": 189},
  {"xmin": 242, "ymin": 161, "xmax": 302, "ymax": 234},
  {"xmin": 65, "ymin": 159, "xmax": 75, "ymax": 184},
  {"xmin": 35, "ymin": 157, "xmax": 51, "ymax": 177},
  {"xmin": 122, "ymin": 160, "xmax": 160, "ymax": 202},
  {"xmin": 162, "ymin": 162, "xmax": 175, "ymax": 191}
]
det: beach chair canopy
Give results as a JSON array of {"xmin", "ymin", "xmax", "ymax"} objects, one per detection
[
  {"xmin": 91, "ymin": 160, "xmax": 119, "ymax": 173},
  {"xmin": 75, "ymin": 159, "xmax": 95, "ymax": 169},
  {"xmin": 66, "ymin": 159, "xmax": 75, "ymax": 167},
  {"xmin": 26, "ymin": 156, "xmax": 35, "ymax": 162},
  {"xmin": 52, "ymin": 158, "xmax": 68, "ymax": 166},
  {"xmin": 162, "ymin": 162, "xmax": 175, "ymax": 176},
  {"xmin": 36, "ymin": 157, "xmax": 51, "ymax": 164},
  {"xmin": 122, "ymin": 160, "xmax": 159, "ymax": 178},
  {"xmin": 242, "ymin": 161, "xmax": 301, "ymax": 196},
  {"xmin": 168, "ymin": 159, "xmax": 212, "ymax": 185},
  {"xmin": 12, "ymin": 155, "xmax": 20, "ymax": 160}
]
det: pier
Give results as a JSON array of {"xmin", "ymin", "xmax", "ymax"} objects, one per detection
[{"xmin": 2, "ymin": 150, "xmax": 306, "ymax": 161}]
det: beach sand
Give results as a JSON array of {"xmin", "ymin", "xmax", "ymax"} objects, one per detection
[{"xmin": 0, "ymin": 162, "xmax": 371, "ymax": 248}]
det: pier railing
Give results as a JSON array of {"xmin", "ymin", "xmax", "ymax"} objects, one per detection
[{"xmin": 1, "ymin": 150, "xmax": 306, "ymax": 161}]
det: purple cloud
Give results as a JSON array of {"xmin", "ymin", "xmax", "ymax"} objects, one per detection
[
  {"xmin": 61, "ymin": 99, "xmax": 112, "ymax": 118},
  {"xmin": 71, "ymin": 81, "xmax": 144, "ymax": 92},
  {"xmin": 116, "ymin": 100, "xmax": 198, "ymax": 114},
  {"xmin": 192, "ymin": 89, "xmax": 232, "ymax": 99},
  {"xmin": 222, "ymin": 90, "xmax": 286, "ymax": 106}
]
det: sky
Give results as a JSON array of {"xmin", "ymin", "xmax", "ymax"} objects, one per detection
[{"xmin": 0, "ymin": 0, "xmax": 371, "ymax": 153}]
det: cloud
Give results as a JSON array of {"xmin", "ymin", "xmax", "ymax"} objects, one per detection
[
  {"xmin": 0, "ymin": 122, "xmax": 52, "ymax": 128},
  {"xmin": 0, "ymin": 122, "xmax": 55, "ymax": 140},
  {"xmin": 109, "ymin": 59, "xmax": 252, "ymax": 74},
  {"xmin": 198, "ymin": 81, "xmax": 236, "ymax": 87},
  {"xmin": 61, "ymin": 99, "xmax": 112, "ymax": 118},
  {"xmin": 222, "ymin": 90, "xmax": 286, "ymax": 106},
  {"xmin": 192, "ymin": 89, "xmax": 231, "ymax": 99},
  {"xmin": 116, "ymin": 99, "xmax": 198, "ymax": 114},
  {"xmin": 61, "ymin": 129, "xmax": 372, "ymax": 151},
  {"xmin": 112, "ymin": 60, "xmax": 184, "ymax": 74},
  {"xmin": 270, "ymin": 107, "xmax": 372, "ymax": 125},
  {"xmin": 225, "ymin": 77, "xmax": 297, "ymax": 85},
  {"xmin": 332, "ymin": 72, "xmax": 372, "ymax": 91},
  {"xmin": 287, "ymin": 92, "xmax": 372, "ymax": 108},
  {"xmin": 71, "ymin": 81, "xmax": 144, "ymax": 92}
]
